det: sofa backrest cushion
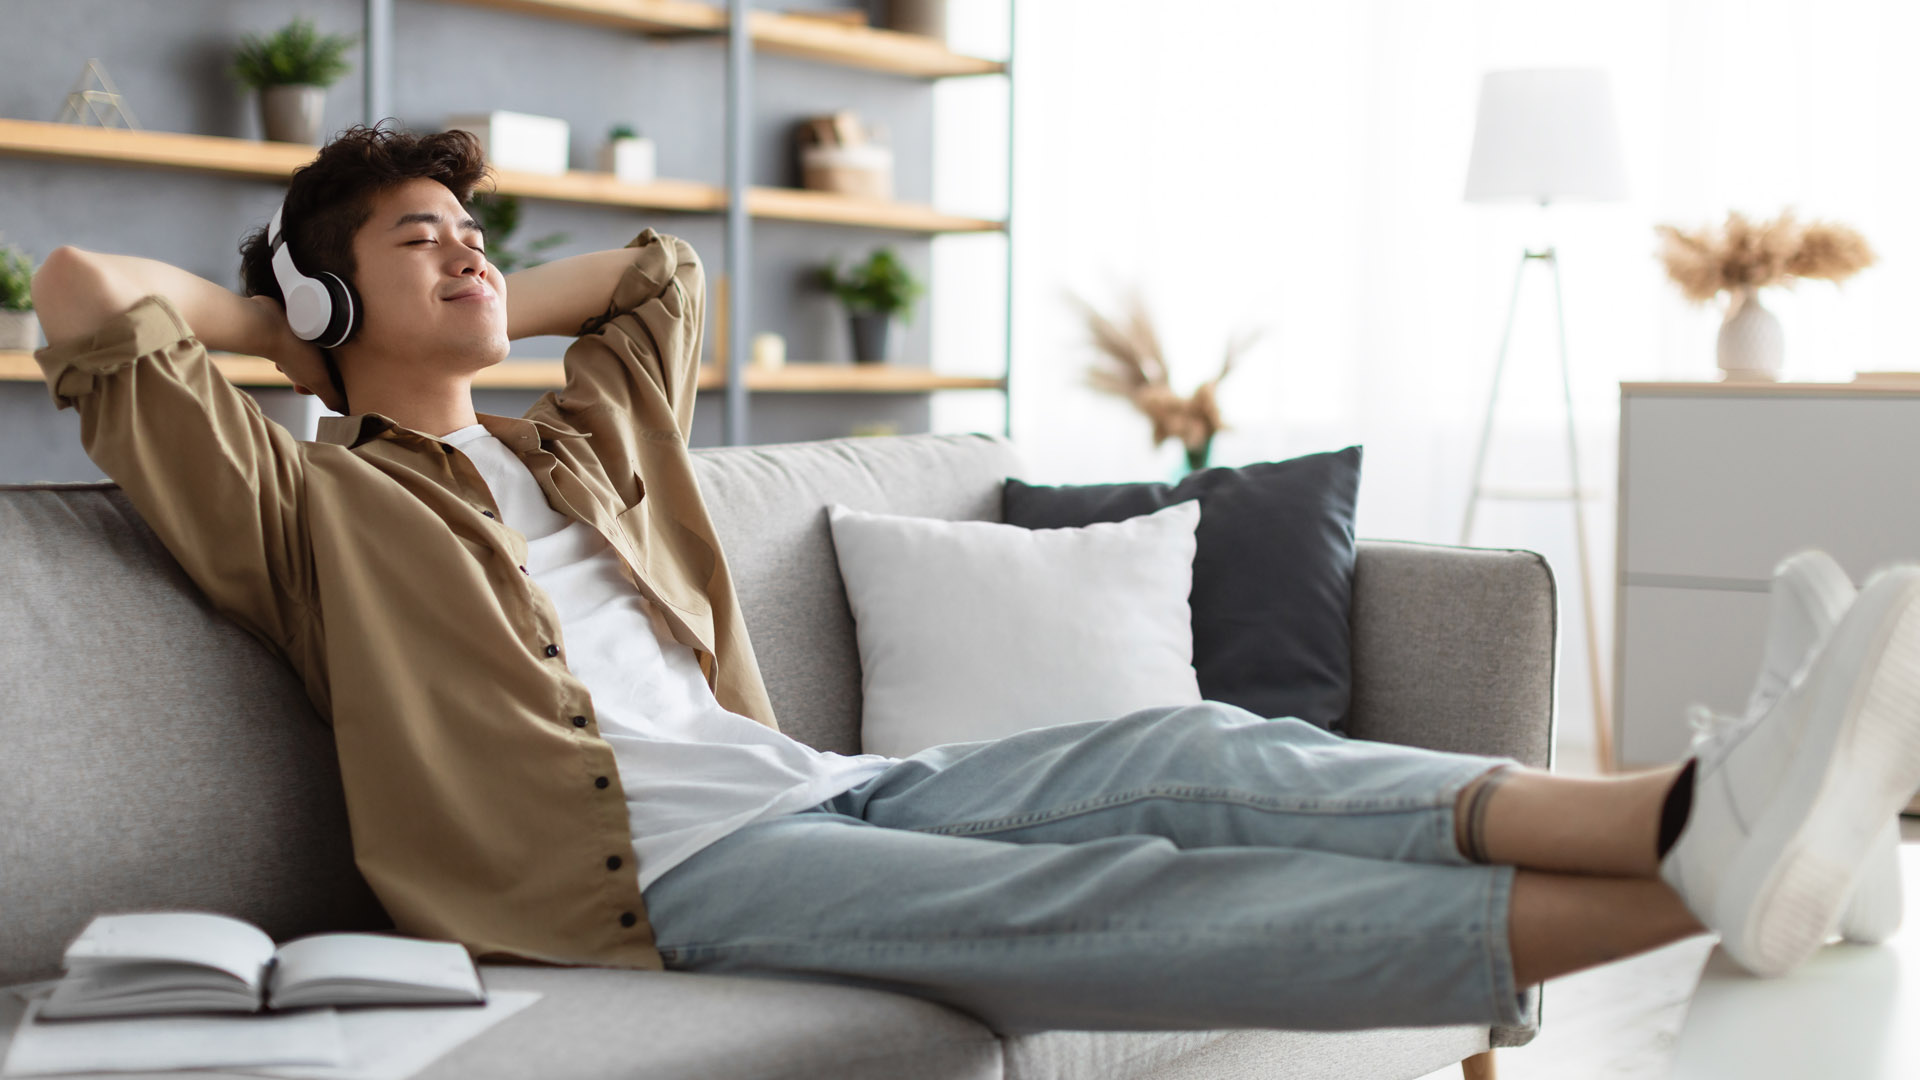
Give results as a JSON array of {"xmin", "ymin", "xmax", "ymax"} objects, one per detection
[
  {"xmin": 0, "ymin": 432, "xmax": 1022, "ymax": 984},
  {"xmin": 0, "ymin": 485, "xmax": 388, "ymax": 985},
  {"xmin": 688, "ymin": 433, "xmax": 1023, "ymax": 754}
]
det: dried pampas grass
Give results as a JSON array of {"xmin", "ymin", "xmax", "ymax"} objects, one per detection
[
  {"xmin": 1656, "ymin": 210, "xmax": 1875, "ymax": 303},
  {"xmin": 1070, "ymin": 290, "xmax": 1261, "ymax": 467}
]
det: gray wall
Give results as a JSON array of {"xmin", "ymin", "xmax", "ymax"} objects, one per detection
[{"xmin": 0, "ymin": 0, "xmax": 938, "ymax": 481}]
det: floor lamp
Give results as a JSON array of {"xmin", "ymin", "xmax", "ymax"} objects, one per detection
[{"xmin": 1459, "ymin": 69, "xmax": 1629, "ymax": 773}]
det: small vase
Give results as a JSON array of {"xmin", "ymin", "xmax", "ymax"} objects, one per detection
[
  {"xmin": 260, "ymin": 84, "xmax": 327, "ymax": 145},
  {"xmin": 0, "ymin": 309, "xmax": 40, "ymax": 350},
  {"xmin": 849, "ymin": 312, "xmax": 892, "ymax": 364},
  {"xmin": 1717, "ymin": 286, "xmax": 1784, "ymax": 382}
]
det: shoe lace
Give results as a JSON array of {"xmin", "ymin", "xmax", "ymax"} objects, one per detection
[{"xmin": 1686, "ymin": 703, "xmax": 1755, "ymax": 750}]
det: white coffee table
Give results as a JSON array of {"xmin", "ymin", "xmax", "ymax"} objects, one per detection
[{"xmin": 1669, "ymin": 842, "xmax": 1920, "ymax": 1077}]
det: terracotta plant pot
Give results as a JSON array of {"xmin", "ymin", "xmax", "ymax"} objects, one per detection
[
  {"xmin": 260, "ymin": 84, "xmax": 327, "ymax": 145},
  {"xmin": 849, "ymin": 312, "xmax": 893, "ymax": 364},
  {"xmin": 0, "ymin": 309, "xmax": 40, "ymax": 350}
]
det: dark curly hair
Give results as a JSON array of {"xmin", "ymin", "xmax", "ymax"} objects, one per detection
[{"xmin": 237, "ymin": 122, "xmax": 493, "ymax": 408}]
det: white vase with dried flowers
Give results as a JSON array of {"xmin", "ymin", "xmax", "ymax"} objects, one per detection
[
  {"xmin": 1072, "ymin": 292, "xmax": 1261, "ymax": 476},
  {"xmin": 1656, "ymin": 211, "xmax": 1875, "ymax": 381}
]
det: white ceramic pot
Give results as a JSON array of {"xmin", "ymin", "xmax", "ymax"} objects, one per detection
[
  {"xmin": 1717, "ymin": 286, "xmax": 1784, "ymax": 381},
  {"xmin": 598, "ymin": 137, "xmax": 656, "ymax": 185},
  {"xmin": 261, "ymin": 84, "xmax": 327, "ymax": 145},
  {"xmin": 0, "ymin": 309, "xmax": 40, "ymax": 350}
]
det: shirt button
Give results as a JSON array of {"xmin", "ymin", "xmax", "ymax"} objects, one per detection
[
  {"xmin": 519, "ymin": 565, "xmax": 529, "ymax": 574},
  {"xmin": 606, "ymin": 855, "xmax": 622, "ymax": 871},
  {"xmin": 571, "ymin": 715, "xmax": 588, "ymax": 728},
  {"xmin": 619, "ymin": 912, "xmax": 637, "ymax": 928},
  {"xmin": 545, "ymin": 644, "xmax": 559, "ymax": 657},
  {"xmin": 482, "ymin": 510, "xmax": 496, "ymax": 519},
  {"xmin": 595, "ymin": 776, "xmax": 610, "ymax": 789}
]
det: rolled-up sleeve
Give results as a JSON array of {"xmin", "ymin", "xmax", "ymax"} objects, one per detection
[
  {"xmin": 34, "ymin": 293, "xmax": 315, "ymax": 655},
  {"xmin": 557, "ymin": 228, "xmax": 705, "ymax": 443}
]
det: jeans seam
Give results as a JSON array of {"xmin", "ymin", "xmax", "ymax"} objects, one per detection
[
  {"xmin": 1482, "ymin": 865, "xmax": 1521, "ymax": 1025},
  {"xmin": 907, "ymin": 785, "xmax": 1455, "ymax": 838},
  {"xmin": 657, "ymin": 923, "xmax": 1487, "ymax": 962}
]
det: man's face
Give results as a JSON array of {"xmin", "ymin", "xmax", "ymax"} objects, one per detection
[{"xmin": 344, "ymin": 177, "xmax": 509, "ymax": 376}]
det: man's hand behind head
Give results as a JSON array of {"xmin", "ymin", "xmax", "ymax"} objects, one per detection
[{"xmin": 249, "ymin": 294, "xmax": 349, "ymax": 414}]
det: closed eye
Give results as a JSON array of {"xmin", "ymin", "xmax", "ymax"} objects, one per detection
[{"xmin": 410, "ymin": 238, "xmax": 485, "ymax": 252}]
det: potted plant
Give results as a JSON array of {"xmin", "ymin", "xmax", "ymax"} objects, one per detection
[
  {"xmin": 0, "ymin": 241, "xmax": 37, "ymax": 351},
  {"xmin": 598, "ymin": 124, "xmax": 657, "ymax": 185},
  {"xmin": 467, "ymin": 192, "xmax": 570, "ymax": 273},
  {"xmin": 819, "ymin": 248, "xmax": 924, "ymax": 364},
  {"xmin": 229, "ymin": 17, "xmax": 359, "ymax": 146},
  {"xmin": 1656, "ymin": 210, "xmax": 1875, "ymax": 381}
]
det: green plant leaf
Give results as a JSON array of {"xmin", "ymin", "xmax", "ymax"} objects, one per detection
[
  {"xmin": 0, "ymin": 242, "xmax": 35, "ymax": 311},
  {"xmin": 230, "ymin": 17, "xmax": 359, "ymax": 90},
  {"xmin": 818, "ymin": 247, "xmax": 925, "ymax": 323}
]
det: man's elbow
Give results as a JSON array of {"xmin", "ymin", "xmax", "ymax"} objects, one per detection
[{"xmin": 32, "ymin": 247, "xmax": 124, "ymax": 349}]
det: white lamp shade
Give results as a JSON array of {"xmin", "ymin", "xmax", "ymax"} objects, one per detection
[{"xmin": 1463, "ymin": 68, "xmax": 1628, "ymax": 204}]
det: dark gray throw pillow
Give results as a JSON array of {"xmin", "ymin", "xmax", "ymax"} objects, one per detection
[{"xmin": 1002, "ymin": 445, "xmax": 1361, "ymax": 733}]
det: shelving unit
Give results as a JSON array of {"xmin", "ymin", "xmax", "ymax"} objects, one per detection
[
  {"xmin": 421, "ymin": 0, "xmax": 1006, "ymax": 78},
  {"xmin": 0, "ymin": 118, "xmax": 1003, "ymax": 231},
  {"xmin": 0, "ymin": 1, "xmax": 1014, "ymax": 446},
  {"xmin": 0, "ymin": 350, "xmax": 1006, "ymax": 394}
]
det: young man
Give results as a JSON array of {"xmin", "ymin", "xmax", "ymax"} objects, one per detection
[{"xmin": 30, "ymin": 124, "xmax": 1920, "ymax": 1034}]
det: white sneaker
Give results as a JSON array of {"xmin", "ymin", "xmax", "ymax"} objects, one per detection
[
  {"xmin": 1687, "ymin": 550, "xmax": 1904, "ymax": 945},
  {"xmin": 1661, "ymin": 565, "xmax": 1920, "ymax": 977}
]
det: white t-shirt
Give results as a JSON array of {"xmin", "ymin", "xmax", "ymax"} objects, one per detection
[{"xmin": 442, "ymin": 424, "xmax": 895, "ymax": 891}]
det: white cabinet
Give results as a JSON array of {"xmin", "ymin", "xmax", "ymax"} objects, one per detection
[{"xmin": 1614, "ymin": 383, "xmax": 1920, "ymax": 768}]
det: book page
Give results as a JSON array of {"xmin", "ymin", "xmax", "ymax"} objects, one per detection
[
  {"xmin": 269, "ymin": 934, "xmax": 483, "ymax": 1008},
  {"xmin": 63, "ymin": 912, "xmax": 275, "ymax": 988}
]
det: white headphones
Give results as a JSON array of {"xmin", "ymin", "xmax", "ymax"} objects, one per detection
[{"xmin": 267, "ymin": 201, "xmax": 361, "ymax": 349}]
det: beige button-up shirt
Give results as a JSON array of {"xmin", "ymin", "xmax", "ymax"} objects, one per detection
[{"xmin": 34, "ymin": 228, "xmax": 774, "ymax": 969}]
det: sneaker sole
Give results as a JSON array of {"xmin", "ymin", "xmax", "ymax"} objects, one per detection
[{"xmin": 1717, "ymin": 568, "xmax": 1920, "ymax": 977}]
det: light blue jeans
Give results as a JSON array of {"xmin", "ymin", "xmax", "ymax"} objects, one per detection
[{"xmin": 641, "ymin": 702, "xmax": 1527, "ymax": 1034}]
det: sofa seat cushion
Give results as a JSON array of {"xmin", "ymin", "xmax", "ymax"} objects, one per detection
[
  {"xmin": 1003, "ymin": 1024, "xmax": 1488, "ymax": 1080},
  {"xmin": 2, "ymin": 965, "xmax": 1488, "ymax": 1080}
]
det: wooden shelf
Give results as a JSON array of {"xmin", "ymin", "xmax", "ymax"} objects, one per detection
[
  {"xmin": 1, "ymin": 352, "xmax": 1005, "ymax": 395},
  {"xmin": 747, "ymin": 186, "xmax": 1001, "ymax": 232},
  {"xmin": 698, "ymin": 364, "xmax": 1006, "ymax": 392},
  {"xmin": 0, "ymin": 119, "xmax": 1003, "ymax": 233},
  {"xmin": 426, "ymin": 0, "xmax": 1005, "ymax": 78},
  {"xmin": 746, "ymin": 11, "xmax": 1005, "ymax": 78},
  {"xmin": 425, "ymin": 0, "xmax": 725, "ymax": 35}
]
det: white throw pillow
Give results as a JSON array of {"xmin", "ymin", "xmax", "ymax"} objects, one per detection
[{"xmin": 827, "ymin": 499, "xmax": 1205, "ymax": 758}]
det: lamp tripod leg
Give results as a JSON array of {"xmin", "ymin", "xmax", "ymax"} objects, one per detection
[
  {"xmin": 1546, "ymin": 252, "xmax": 1614, "ymax": 773},
  {"xmin": 1460, "ymin": 252, "xmax": 1533, "ymax": 547}
]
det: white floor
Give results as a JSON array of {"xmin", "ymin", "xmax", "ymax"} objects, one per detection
[{"xmin": 1412, "ymin": 816, "xmax": 1920, "ymax": 1080}]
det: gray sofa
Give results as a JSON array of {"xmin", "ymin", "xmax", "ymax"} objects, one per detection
[{"xmin": 0, "ymin": 431, "xmax": 1556, "ymax": 1080}]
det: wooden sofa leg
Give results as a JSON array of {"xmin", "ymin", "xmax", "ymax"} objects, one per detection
[{"xmin": 1461, "ymin": 1049, "xmax": 1496, "ymax": 1080}]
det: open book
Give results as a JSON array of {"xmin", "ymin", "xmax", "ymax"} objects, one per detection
[{"xmin": 39, "ymin": 913, "xmax": 486, "ymax": 1020}]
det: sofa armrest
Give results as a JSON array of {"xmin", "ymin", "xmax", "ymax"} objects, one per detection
[
  {"xmin": 1346, "ymin": 540, "xmax": 1557, "ymax": 770},
  {"xmin": 1345, "ymin": 539, "xmax": 1557, "ymax": 1050}
]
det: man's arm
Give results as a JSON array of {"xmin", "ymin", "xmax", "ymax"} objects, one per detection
[
  {"xmin": 35, "ymin": 247, "xmax": 344, "ymax": 412},
  {"xmin": 502, "ymin": 247, "xmax": 643, "ymax": 342},
  {"xmin": 29, "ymin": 248, "xmax": 318, "ymax": 656},
  {"xmin": 36, "ymin": 247, "xmax": 280, "ymax": 356},
  {"xmin": 539, "ymin": 231, "xmax": 705, "ymax": 443}
]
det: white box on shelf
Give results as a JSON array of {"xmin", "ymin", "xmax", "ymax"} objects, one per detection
[
  {"xmin": 598, "ymin": 137, "xmax": 656, "ymax": 185},
  {"xmin": 445, "ymin": 111, "xmax": 570, "ymax": 175}
]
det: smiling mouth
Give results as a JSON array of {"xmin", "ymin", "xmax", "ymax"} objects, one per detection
[{"xmin": 445, "ymin": 291, "xmax": 493, "ymax": 303}]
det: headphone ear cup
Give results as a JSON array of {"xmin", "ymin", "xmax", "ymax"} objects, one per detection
[{"xmin": 313, "ymin": 271, "xmax": 362, "ymax": 349}]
